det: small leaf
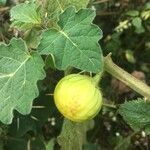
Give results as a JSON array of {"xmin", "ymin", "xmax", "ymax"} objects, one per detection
[
  {"xmin": 125, "ymin": 50, "xmax": 136, "ymax": 63},
  {"xmin": 0, "ymin": 38, "xmax": 45, "ymax": 124},
  {"xmin": 10, "ymin": 2, "xmax": 41, "ymax": 30},
  {"xmin": 132, "ymin": 17, "xmax": 145, "ymax": 34},
  {"xmin": 38, "ymin": 7, "xmax": 103, "ymax": 73},
  {"xmin": 126, "ymin": 10, "xmax": 139, "ymax": 17},
  {"xmin": 119, "ymin": 98, "xmax": 150, "ymax": 134}
]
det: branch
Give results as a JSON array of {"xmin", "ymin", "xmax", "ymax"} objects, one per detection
[{"xmin": 104, "ymin": 53, "xmax": 150, "ymax": 99}]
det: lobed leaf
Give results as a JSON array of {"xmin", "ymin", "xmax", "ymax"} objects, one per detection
[
  {"xmin": 10, "ymin": 2, "xmax": 41, "ymax": 30},
  {"xmin": 37, "ymin": 7, "xmax": 103, "ymax": 73},
  {"xmin": 0, "ymin": 38, "xmax": 45, "ymax": 124}
]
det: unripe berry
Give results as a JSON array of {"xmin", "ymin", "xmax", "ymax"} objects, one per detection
[{"xmin": 54, "ymin": 74, "xmax": 102, "ymax": 122}]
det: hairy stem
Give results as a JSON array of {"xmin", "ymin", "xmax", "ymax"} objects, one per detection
[{"xmin": 104, "ymin": 54, "xmax": 150, "ymax": 99}]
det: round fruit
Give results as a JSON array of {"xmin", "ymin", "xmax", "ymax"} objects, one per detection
[{"xmin": 54, "ymin": 74, "xmax": 103, "ymax": 122}]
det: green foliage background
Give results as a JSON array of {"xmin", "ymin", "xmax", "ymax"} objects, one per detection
[{"xmin": 0, "ymin": 0, "xmax": 150, "ymax": 149}]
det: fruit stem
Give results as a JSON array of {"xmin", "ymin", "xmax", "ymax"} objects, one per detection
[
  {"xmin": 93, "ymin": 72, "xmax": 103, "ymax": 86},
  {"xmin": 104, "ymin": 53, "xmax": 150, "ymax": 99},
  {"xmin": 64, "ymin": 67, "xmax": 73, "ymax": 76}
]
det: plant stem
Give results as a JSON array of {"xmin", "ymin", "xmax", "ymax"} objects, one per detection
[
  {"xmin": 103, "ymin": 103, "xmax": 117, "ymax": 109},
  {"xmin": 57, "ymin": 119, "xmax": 93, "ymax": 150},
  {"xmin": 104, "ymin": 53, "xmax": 150, "ymax": 99},
  {"xmin": 93, "ymin": 72, "xmax": 103, "ymax": 85}
]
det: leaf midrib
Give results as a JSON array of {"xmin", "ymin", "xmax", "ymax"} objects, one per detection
[
  {"xmin": 59, "ymin": 30, "xmax": 95, "ymax": 67},
  {"xmin": 0, "ymin": 56, "xmax": 30, "ymax": 93}
]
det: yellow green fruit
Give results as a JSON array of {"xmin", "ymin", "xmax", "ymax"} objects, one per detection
[{"xmin": 54, "ymin": 74, "xmax": 103, "ymax": 122}]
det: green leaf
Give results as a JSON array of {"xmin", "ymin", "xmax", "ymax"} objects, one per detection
[
  {"xmin": 144, "ymin": 2, "xmax": 150, "ymax": 10},
  {"xmin": 126, "ymin": 10, "xmax": 139, "ymax": 17},
  {"xmin": 24, "ymin": 28, "xmax": 42, "ymax": 49},
  {"xmin": 119, "ymin": 98, "xmax": 150, "ymax": 134},
  {"xmin": 0, "ymin": 0, "xmax": 6, "ymax": 6},
  {"xmin": 132, "ymin": 17, "xmax": 145, "ymax": 34},
  {"xmin": 67, "ymin": 0, "xmax": 90, "ymax": 10},
  {"xmin": 46, "ymin": 138, "xmax": 55, "ymax": 150},
  {"xmin": 45, "ymin": 55, "xmax": 56, "ymax": 70},
  {"xmin": 40, "ymin": 0, "xmax": 90, "ymax": 27},
  {"xmin": 125, "ymin": 50, "xmax": 136, "ymax": 63},
  {"xmin": 38, "ymin": 7, "xmax": 103, "ymax": 73},
  {"xmin": 105, "ymin": 33, "xmax": 121, "ymax": 55},
  {"xmin": 0, "ymin": 38, "xmax": 45, "ymax": 124},
  {"xmin": 57, "ymin": 119, "xmax": 94, "ymax": 150},
  {"xmin": 10, "ymin": 2, "xmax": 41, "ymax": 30}
]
